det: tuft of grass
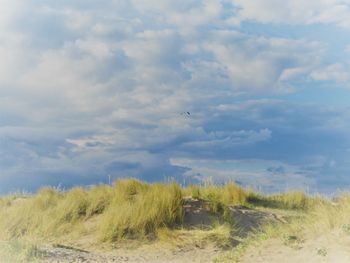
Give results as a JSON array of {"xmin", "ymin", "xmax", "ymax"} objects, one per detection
[
  {"xmin": 0, "ymin": 179, "xmax": 184, "ymax": 243},
  {"xmin": 100, "ymin": 180, "xmax": 183, "ymax": 241},
  {"xmin": 55, "ymin": 188, "xmax": 89, "ymax": 223},
  {"xmin": 191, "ymin": 183, "xmax": 248, "ymax": 206},
  {"xmin": 85, "ymin": 185, "xmax": 113, "ymax": 217},
  {"xmin": 183, "ymin": 185, "xmax": 201, "ymax": 199},
  {"xmin": 183, "ymin": 183, "xmax": 249, "ymax": 216},
  {"xmin": 247, "ymin": 191, "xmax": 323, "ymax": 210}
]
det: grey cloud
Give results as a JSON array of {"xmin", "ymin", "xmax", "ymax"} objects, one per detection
[{"xmin": 0, "ymin": 0, "xmax": 349, "ymax": 194}]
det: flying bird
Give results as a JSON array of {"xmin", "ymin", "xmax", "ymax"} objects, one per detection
[{"xmin": 181, "ymin": 111, "xmax": 191, "ymax": 116}]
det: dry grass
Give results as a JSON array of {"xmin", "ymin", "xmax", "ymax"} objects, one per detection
[
  {"xmin": 0, "ymin": 179, "xmax": 183, "ymax": 243},
  {"xmin": 99, "ymin": 179, "xmax": 183, "ymax": 241},
  {"xmin": 0, "ymin": 179, "xmax": 320, "ymax": 243},
  {"xmin": 2, "ymin": 178, "xmax": 342, "ymax": 263},
  {"xmin": 183, "ymin": 183, "xmax": 250, "ymax": 220},
  {"xmin": 215, "ymin": 193, "xmax": 350, "ymax": 263},
  {"xmin": 183, "ymin": 183, "xmax": 248, "ymax": 206}
]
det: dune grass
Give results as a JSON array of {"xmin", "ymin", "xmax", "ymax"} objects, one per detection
[
  {"xmin": 183, "ymin": 184, "xmax": 318, "ymax": 213},
  {"xmin": 246, "ymin": 191, "xmax": 324, "ymax": 210},
  {"xmin": 100, "ymin": 179, "xmax": 183, "ymax": 241},
  {"xmin": 1, "ymin": 177, "xmax": 339, "ymax": 263},
  {"xmin": 215, "ymin": 193, "xmax": 350, "ymax": 263},
  {"xmin": 0, "ymin": 179, "xmax": 184, "ymax": 242},
  {"xmin": 0, "ymin": 179, "xmax": 321, "ymax": 243},
  {"xmin": 183, "ymin": 183, "xmax": 247, "ymax": 205}
]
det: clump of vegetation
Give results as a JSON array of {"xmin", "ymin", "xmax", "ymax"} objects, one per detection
[
  {"xmin": 0, "ymin": 179, "xmax": 183, "ymax": 242},
  {"xmin": 85, "ymin": 185, "xmax": 113, "ymax": 216},
  {"xmin": 0, "ymin": 177, "xmax": 337, "ymax": 263},
  {"xmin": 183, "ymin": 183, "xmax": 249, "ymax": 217},
  {"xmin": 184, "ymin": 183, "xmax": 248, "ymax": 206},
  {"xmin": 100, "ymin": 179, "xmax": 183, "ymax": 241},
  {"xmin": 247, "ymin": 191, "xmax": 323, "ymax": 210},
  {"xmin": 216, "ymin": 193, "xmax": 350, "ymax": 262}
]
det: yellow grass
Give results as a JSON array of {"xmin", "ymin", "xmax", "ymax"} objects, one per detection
[
  {"xmin": 0, "ymin": 179, "xmax": 321, "ymax": 243},
  {"xmin": 100, "ymin": 179, "xmax": 183, "ymax": 241},
  {"xmin": 2, "ymin": 177, "xmax": 343, "ymax": 263},
  {"xmin": 0, "ymin": 179, "xmax": 183, "ymax": 242}
]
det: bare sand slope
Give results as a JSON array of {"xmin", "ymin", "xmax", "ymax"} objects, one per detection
[{"xmin": 241, "ymin": 231, "xmax": 350, "ymax": 263}]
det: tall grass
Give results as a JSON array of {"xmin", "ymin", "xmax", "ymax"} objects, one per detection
[
  {"xmin": 0, "ymin": 178, "xmax": 325, "ymax": 247},
  {"xmin": 183, "ymin": 184, "xmax": 318, "ymax": 213},
  {"xmin": 0, "ymin": 179, "xmax": 183, "ymax": 242},
  {"xmin": 100, "ymin": 179, "xmax": 183, "ymax": 241},
  {"xmin": 183, "ymin": 183, "xmax": 249, "ymax": 214}
]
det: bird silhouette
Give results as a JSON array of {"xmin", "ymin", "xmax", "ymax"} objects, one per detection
[{"xmin": 181, "ymin": 111, "xmax": 191, "ymax": 116}]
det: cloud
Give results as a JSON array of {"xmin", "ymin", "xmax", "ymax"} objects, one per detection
[
  {"xmin": 200, "ymin": 32, "xmax": 323, "ymax": 92},
  {"xmin": 0, "ymin": 0, "xmax": 349, "ymax": 194},
  {"xmin": 311, "ymin": 63, "xmax": 350, "ymax": 83},
  {"xmin": 234, "ymin": 0, "xmax": 350, "ymax": 28}
]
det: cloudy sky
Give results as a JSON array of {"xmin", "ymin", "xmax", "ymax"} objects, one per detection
[{"xmin": 1, "ymin": 0, "xmax": 350, "ymax": 194}]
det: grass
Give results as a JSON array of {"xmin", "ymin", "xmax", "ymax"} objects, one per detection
[
  {"xmin": 0, "ymin": 240, "xmax": 44, "ymax": 263},
  {"xmin": 0, "ymin": 179, "xmax": 321, "ymax": 243},
  {"xmin": 246, "ymin": 190, "xmax": 324, "ymax": 210},
  {"xmin": 2, "ymin": 178, "xmax": 346, "ymax": 262},
  {"xmin": 0, "ymin": 179, "xmax": 184, "ymax": 242},
  {"xmin": 215, "ymin": 193, "xmax": 350, "ymax": 262},
  {"xmin": 183, "ymin": 183, "xmax": 248, "ymax": 206},
  {"xmin": 99, "ymin": 179, "xmax": 183, "ymax": 241}
]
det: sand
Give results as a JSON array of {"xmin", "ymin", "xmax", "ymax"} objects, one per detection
[{"xmin": 241, "ymin": 231, "xmax": 350, "ymax": 263}]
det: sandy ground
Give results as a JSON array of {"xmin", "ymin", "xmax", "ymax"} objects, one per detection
[
  {"xmin": 240, "ymin": 231, "xmax": 350, "ymax": 263},
  {"xmin": 39, "ymin": 244, "xmax": 221, "ymax": 263}
]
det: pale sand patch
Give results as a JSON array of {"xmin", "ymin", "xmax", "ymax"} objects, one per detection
[{"xmin": 240, "ymin": 231, "xmax": 350, "ymax": 263}]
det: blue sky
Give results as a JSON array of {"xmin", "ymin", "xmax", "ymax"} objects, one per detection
[{"xmin": 1, "ymin": 0, "xmax": 350, "ymax": 194}]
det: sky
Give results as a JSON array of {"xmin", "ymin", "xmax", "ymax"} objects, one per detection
[{"xmin": 1, "ymin": 0, "xmax": 350, "ymax": 195}]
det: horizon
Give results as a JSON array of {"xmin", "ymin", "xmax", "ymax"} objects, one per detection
[{"xmin": 1, "ymin": 0, "xmax": 350, "ymax": 195}]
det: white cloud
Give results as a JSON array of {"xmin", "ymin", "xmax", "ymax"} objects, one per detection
[
  {"xmin": 197, "ymin": 32, "xmax": 324, "ymax": 92},
  {"xmin": 310, "ymin": 63, "xmax": 350, "ymax": 83},
  {"xmin": 233, "ymin": 0, "xmax": 350, "ymax": 27}
]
